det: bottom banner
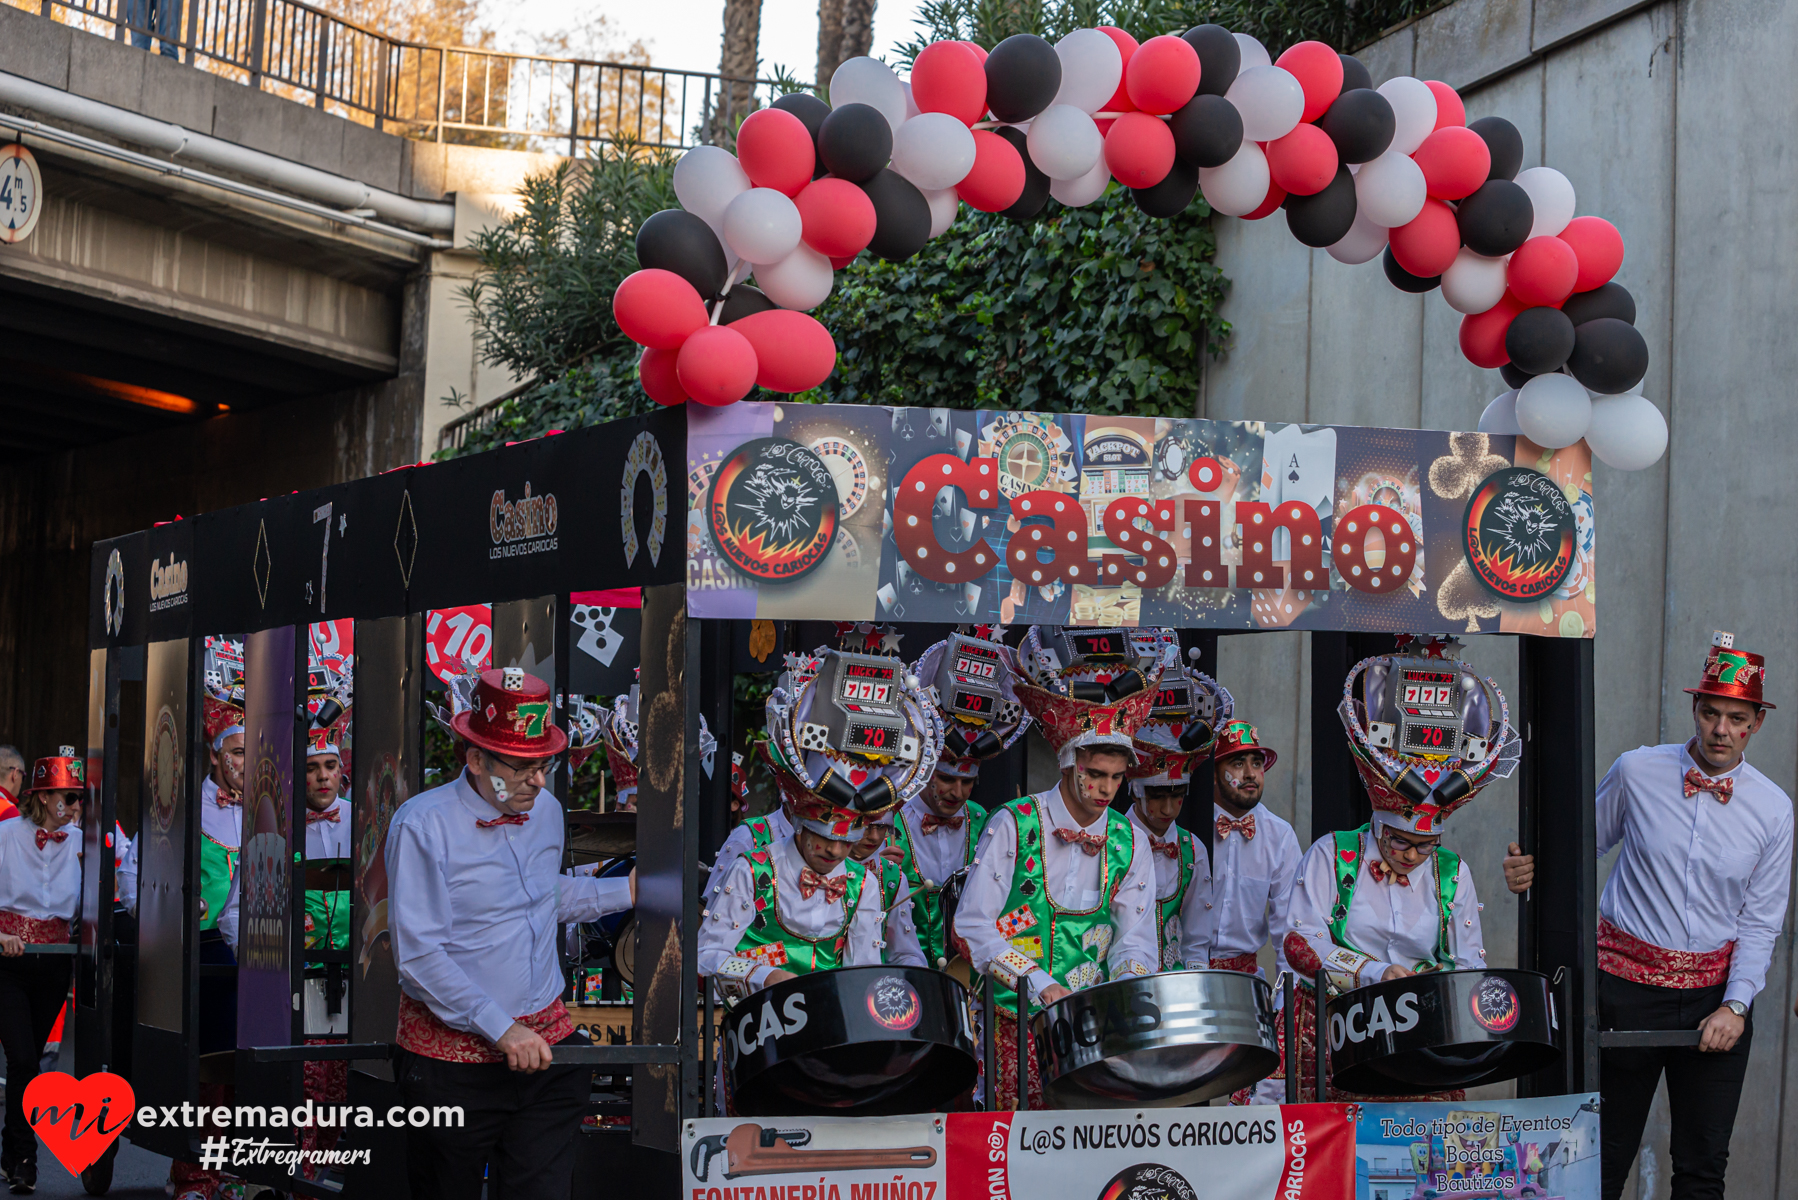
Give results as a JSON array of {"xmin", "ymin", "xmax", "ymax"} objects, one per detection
[
  {"xmin": 1354, "ymin": 1094, "xmax": 1601, "ymax": 1200},
  {"xmin": 683, "ymin": 1116, "xmax": 947, "ymax": 1200}
]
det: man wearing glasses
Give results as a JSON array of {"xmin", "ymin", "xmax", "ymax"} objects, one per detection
[{"xmin": 387, "ymin": 668, "xmax": 635, "ymax": 1200}]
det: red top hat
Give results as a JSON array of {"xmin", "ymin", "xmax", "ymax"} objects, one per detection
[
  {"xmin": 1685, "ymin": 631, "xmax": 1774, "ymax": 710},
  {"xmin": 1213, "ymin": 720, "xmax": 1277, "ymax": 771},
  {"xmin": 449, "ymin": 668, "xmax": 570, "ymax": 758},
  {"xmin": 28, "ymin": 748, "xmax": 86, "ymax": 794}
]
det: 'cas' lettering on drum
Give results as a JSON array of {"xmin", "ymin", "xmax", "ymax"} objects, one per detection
[
  {"xmin": 782, "ymin": 993, "xmax": 809, "ymax": 1036},
  {"xmin": 1394, "ymin": 991, "xmax": 1420, "ymax": 1031},
  {"xmin": 735, "ymin": 993, "xmax": 809, "ymax": 1057}
]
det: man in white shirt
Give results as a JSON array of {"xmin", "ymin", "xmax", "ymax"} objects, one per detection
[
  {"xmin": 846, "ymin": 810, "xmax": 927, "ymax": 968},
  {"xmin": 1124, "ymin": 741, "xmax": 1213, "ymax": 972},
  {"xmin": 1505, "ymin": 633, "xmax": 1793, "ymax": 1200},
  {"xmin": 1203, "ymin": 721, "xmax": 1301, "ymax": 978},
  {"xmin": 387, "ymin": 668, "xmax": 633, "ymax": 1200}
]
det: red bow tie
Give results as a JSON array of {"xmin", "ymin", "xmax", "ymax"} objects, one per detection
[
  {"xmin": 797, "ymin": 868, "xmax": 848, "ymax": 902},
  {"xmin": 476, "ymin": 813, "xmax": 529, "ymax": 829},
  {"xmin": 1150, "ymin": 837, "xmax": 1180, "ymax": 859},
  {"xmin": 1215, "ymin": 813, "xmax": 1257, "ymax": 841},
  {"xmin": 1368, "ymin": 859, "xmax": 1411, "ymax": 887},
  {"xmin": 1054, "ymin": 827, "xmax": 1105, "ymax": 856},
  {"xmin": 306, "ymin": 807, "xmax": 342, "ymax": 824},
  {"xmin": 36, "ymin": 828, "xmax": 68, "ymax": 850},
  {"xmin": 920, "ymin": 813, "xmax": 965, "ymax": 835},
  {"xmin": 1683, "ymin": 768, "xmax": 1734, "ymax": 804},
  {"xmin": 216, "ymin": 788, "xmax": 241, "ymax": 808}
]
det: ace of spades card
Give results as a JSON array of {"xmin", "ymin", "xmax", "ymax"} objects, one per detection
[{"xmin": 1260, "ymin": 424, "xmax": 1338, "ymax": 560}]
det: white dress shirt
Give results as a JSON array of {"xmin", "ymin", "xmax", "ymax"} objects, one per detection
[
  {"xmin": 1200, "ymin": 803, "xmax": 1301, "ymax": 977},
  {"xmin": 218, "ymin": 795, "xmax": 355, "ymax": 952},
  {"xmin": 704, "ymin": 808, "xmax": 795, "ymax": 904},
  {"xmin": 866, "ymin": 856, "xmax": 927, "ymax": 968},
  {"xmin": 1125, "ymin": 806, "xmax": 1215, "ymax": 969},
  {"xmin": 200, "ymin": 776, "xmax": 243, "ymax": 850},
  {"xmin": 697, "ymin": 833, "xmax": 885, "ymax": 990},
  {"xmin": 116, "ymin": 826, "xmax": 138, "ymax": 915},
  {"xmin": 386, "ymin": 771, "xmax": 632, "ymax": 1044},
  {"xmin": 956, "ymin": 785, "xmax": 1158, "ymax": 1001},
  {"xmin": 1287, "ymin": 828, "xmax": 1486, "ymax": 988},
  {"xmin": 0, "ymin": 817, "xmax": 81, "ymax": 922},
  {"xmin": 897, "ymin": 794, "xmax": 981, "ymax": 887},
  {"xmin": 1598, "ymin": 742, "xmax": 1795, "ymax": 1008}
]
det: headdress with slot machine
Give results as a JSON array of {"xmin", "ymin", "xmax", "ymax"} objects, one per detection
[
  {"xmin": 202, "ymin": 635, "xmax": 246, "ymax": 751},
  {"xmin": 1337, "ymin": 635, "xmax": 1521, "ymax": 835},
  {"xmin": 912, "ymin": 624, "xmax": 1031, "ymax": 779},
  {"xmin": 763, "ymin": 640, "xmax": 942, "ymax": 842},
  {"xmin": 306, "ymin": 649, "xmax": 353, "ymax": 763},
  {"xmin": 1016, "ymin": 626, "xmax": 1166, "ymax": 768},
  {"xmin": 597, "ymin": 674, "xmax": 717, "ymax": 806},
  {"xmin": 1127, "ymin": 630, "xmax": 1233, "ymax": 792},
  {"xmin": 1684, "ymin": 630, "xmax": 1775, "ymax": 710}
]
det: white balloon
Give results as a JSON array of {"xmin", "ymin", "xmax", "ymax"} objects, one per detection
[
  {"xmin": 921, "ymin": 186, "xmax": 960, "ymax": 237},
  {"xmin": 1478, "ymin": 390, "xmax": 1523, "ymax": 435},
  {"xmin": 1354, "ymin": 150, "xmax": 1427, "ymax": 227},
  {"xmin": 1225, "ymin": 65, "xmax": 1304, "ymax": 142},
  {"xmin": 1377, "ymin": 77, "xmax": 1438, "ymax": 155},
  {"xmin": 1026, "ymin": 105, "xmax": 1103, "ymax": 180},
  {"xmin": 1233, "ymin": 33, "xmax": 1272, "ymax": 71},
  {"xmin": 1327, "ymin": 211, "xmax": 1390, "ymax": 265},
  {"xmin": 831, "ymin": 57, "xmax": 908, "ymax": 133},
  {"xmin": 1442, "ymin": 247, "xmax": 1511, "ymax": 314},
  {"xmin": 722, "ymin": 187, "xmax": 802, "ymax": 265},
  {"xmin": 1515, "ymin": 167, "xmax": 1576, "ymax": 238},
  {"xmin": 1199, "ymin": 140, "xmax": 1271, "ymax": 217},
  {"xmin": 753, "ymin": 243, "xmax": 834, "ymax": 310},
  {"xmin": 1584, "ymin": 393, "xmax": 1668, "ymax": 470},
  {"xmin": 1514, "ymin": 372, "xmax": 1592, "ymax": 448},
  {"xmin": 1050, "ymin": 158, "xmax": 1112, "ymax": 207},
  {"xmin": 1053, "ymin": 29, "xmax": 1123, "ymax": 114},
  {"xmin": 903, "ymin": 80, "xmax": 921, "ymax": 122},
  {"xmin": 892, "ymin": 113, "xmax": 978, "ymax": 190},
  {"xmin": 1588, "ymin": 377, "xmax": 1645, "ymax": 399},
  {"xmin": 673, "ymin": 144, "xmax": 751, "ymax": 228}
]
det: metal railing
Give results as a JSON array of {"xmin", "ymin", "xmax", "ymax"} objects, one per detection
[{"xmin": 14, "ymin": 0, "xmax": 797, "ymax": 153}]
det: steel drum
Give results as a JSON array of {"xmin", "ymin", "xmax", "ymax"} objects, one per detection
[
  {"xmin": 1032, "ymin": 970, "xmax": 1278, "ymax": 1108},
  {"xmin": 1324, "ymin": 969, "xmax": 1559, "ymax": 1095},
  {"xmin": 725, "ymin": 965, "xmax": 978, "ymax": 1116}
]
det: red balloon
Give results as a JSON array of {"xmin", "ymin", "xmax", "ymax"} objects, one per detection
[
  {"xmin": 960, "ymin": 40, "xmax": 989, "ymax": 65},
  {"xmin": 638, "ymin": 346, "xmax": 688, "ymax": 406},
  {"xmin": 1388, "ymin": 198, "xmax": 1461, "ymax": 278},
  {"xmin": 1126, "ymin": 34, "xmax": 1201, "ymax": 115},
  {"xmin": 1507, "ymin": 236, "xmax": 1580, "ymax": 307},
  {"xmin": 1097, "ymin": 27, "xmax": 1139, "ymax": 114},
  {"xmin": 1103, "ymin": 111, "xmax": 1175, "ymax": 189},
  {"xmin": 829, "ymin": 253, "xmax": 859, "ymax": 269},
  {"xmin": 1266, "ymin": 123, "xmax": 1339, "ymax": 196},
  {"xmin": 1243, "ymin": 179, "xmax": 1288, "ymax": 221},
  {"xmin": 1559, "ymin": 216, "xmax": 1625, "ymax": 292},
  {"xmin": 676, "ymin": 325, "xmax": 758, "ymax": 406},
  {"xmin": 795, "ymin": 177, "xmax": 877, "ymax": 258},
  {"xmin": 613, "ymin": 269, "xmax": 708, "ymax": 350},
  {"xmin": 1459, "ymin": 293, "xmax": 1524, "ymax": 368},
  {"xmin": 1411, "ymin": 126, "xmax": 1489, "ymax": 200},
  {"xmin": 736, "ymin": 108, "xmax": 815, "ymax": 198},
  {"xmin": 729, "ymin": 309, "xmax": 838, "ymax": 393},
  {"xmin": 1275, "ymin": 41, "xmax": 1343, "ymax": 123},
  {"xmin": 955, "ymin": 129, "xmax": 1026, "ymax": 212},
  {"xmin": 1425, "ymin": 80, "xmax": 1465, "ymax": 129},
  {"xmin": 913, "ymin": 40, "xmax": 987, "ymax": 125}
]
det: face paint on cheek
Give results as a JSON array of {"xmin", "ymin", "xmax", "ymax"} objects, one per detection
[
  {"xmin": 490, "ymin": 775, "xmax": 510, "ymax": 804},
  {"xmin": 1223, "ymin": 771, "xmax": 1241, "ymax": 791}
]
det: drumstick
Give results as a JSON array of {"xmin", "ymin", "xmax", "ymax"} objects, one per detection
[{"xmin": 724, "ymin": 1125, "xmax": 937, "ymax": 1178}]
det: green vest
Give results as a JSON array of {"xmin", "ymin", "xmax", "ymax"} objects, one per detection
[
  {"xmin": 199, "ymin": 834, "xmax": 238, "ymax": 933},
  {"xmin": 1328, "ymin": 825, "xmax": 1461, "ymax": 971},
  {"xmin": 304, "ymin": 889, "xmax": 351, "ymax": 953},
  {"xmin": 732, "ymin": 851, "xmax": 868, "ymax": 975},
  {"xmin": 1152, "ymin": 827, "xmax": 1201, "ymax": 971},
  {"xmin": 987, "ymin": 795, "xmax": 1136, "ymax": 1010},
  {"xmin": 889, "ymin": 800, "xmax": 990, "ymax": 969}
]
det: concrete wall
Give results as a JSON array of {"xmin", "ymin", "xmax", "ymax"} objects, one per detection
[{"xmin": 1202, "ymin": 0, "xmax": 1796, "ymax": 1191}]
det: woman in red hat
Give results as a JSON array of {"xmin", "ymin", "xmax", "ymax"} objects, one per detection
[
  {"xmin": 386, "ymin": 668, "xmax": 635, "ymax": 1200},
  {"xmin": 0, "ymin": 749, "xmax": 84, "ymax": 1194}
]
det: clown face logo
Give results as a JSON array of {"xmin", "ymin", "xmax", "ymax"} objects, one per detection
[
  {"xmin": 866, "ymin": 975, "xmax": 922, "ymax": 1031},
  {"xmin": 1470, "ymin": 974, "xmax": 1521, "ymax": 1033},
  {"xmin": 1463, "ymin": 467, "xmax": 1575, "ymax": 602},
  {"xmin": 707, "ymin": 438, "xmax": 839, "ymax": 584}
]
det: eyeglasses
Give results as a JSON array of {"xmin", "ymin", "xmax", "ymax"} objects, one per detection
[
  {"xmin": 1379, "ymin": 830, "xmax": 1440, "ymax": 859},
  {"xmin": 486, "ymin": 753, "xmax": 551, "ymax": 782}
]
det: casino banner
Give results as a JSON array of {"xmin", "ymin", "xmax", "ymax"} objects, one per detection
[
  {"xmin": 1353, "ymin": 1094, "xmax": 1601, "ymax": 1200},
  {"xmin": 685, "ymin": 402, "xmax": 1596, "ymax": 636}
]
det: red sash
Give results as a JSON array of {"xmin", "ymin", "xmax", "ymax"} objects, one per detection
[
  {"xmin": 0, "ymin": 912, "xmax": 70, "ymax": 944},
  {"xmin": 396, "ymin": 993, "xmax": 575, "ymax": 1063},
  {"xmin": 1209, "ymin": 951, "xmax": 1261, "ymax": 974},
  {"xmin": 1598, "ymin": 918, "xmax": 1733, "ymax": 989}
]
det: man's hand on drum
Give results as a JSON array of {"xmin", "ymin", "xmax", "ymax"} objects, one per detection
[
  {"xmin": 1037, "ymin": 984, "xmax": 1071, "ymax": 1006},
  {"xmin": 496, "ymin": 1022, "xmax": 555, "ymax": 1073},
  {"xmin": 765, "ymin": 969, "xmax": 797, "ymax": 985},
  {"xmin": 1698, "ymin": 1005, "xmax": 1746, "ymax": 1053},
  {"xmin": 1502, "ymin": 843, "xmax": 1535, "ymax": 894},
  {"xmin": 1381, "ymin": 964, "xmax": 1415, "ymax": 983},
  {"xmin": 0, "ymin": 934, "xmax": 21, "ymax": 957}
]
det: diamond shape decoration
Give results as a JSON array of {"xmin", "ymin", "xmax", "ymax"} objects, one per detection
[
  {"xmin": 394, "ymin": 489, "xmax": 418, "ymax": 589},
  {"xmin": 252, "ymin": 519, "xmax": 272, "ymax": 609}
]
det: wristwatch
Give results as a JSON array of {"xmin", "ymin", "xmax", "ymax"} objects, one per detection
[{"xmin": 1724, "ymin": 999, "xmax": 1748, "ymax": 1018}]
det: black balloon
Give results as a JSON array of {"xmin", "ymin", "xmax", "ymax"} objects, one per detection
[
  {"xmin": 719, "ymin": 284, "xmax": 778, "ymax": 325},
  {"xmin": 635, "ymin": 208, "xmax": 728, "ymax": 300},
  {"xmin": 1562, "ymin": 281, "xmax": 1636, "ymax": 326},
  {"xmin": 995, "ymin": 126, "xmax": 1050, "ymax": 220},
  {"xmin": 860, "ymin": 169, "xmax": 931, "ymax": 261},
  {"xmin": 1456, "ymin": 179, "xmax": 1534, "ymax": 257},
  {"xmin": 1133, "ymin": 158, "xmax": 1199, "ymax": 218},
  {"xmin": 1183, "ymin": 24, "xmax": 1241, "ymax": 97},
  {"xmin": 1567, "ymin": 318, "xmax": 1649, "ymax": 394},
  {"xmin": 1505, "ymin": 306, "xmax": 1577, "ymax": 375},
  {"xmin": 1383, "ymin": 246, "xmax": 1441, "ymax": 292},
  {"xmin": 1319, "ymin": 88, "xmax": 1395, "ymax": 164},
  {"xmin": 1284, "ymin": 165, "xmax": 1358, "ymax": 247},
  {"xmin": 1339, "ymin": 54, "xmax": 1373, "ymax": 93},
  {"xmin": 773, "ymin": 92, "xmax": 832, "ymax": 178},
  {"xmin": 985, "ymin": 34, "xmax": 1061, "ymax": 123},
  {"xmin": 818, "ymin": 103, "xmax": 893, "ymax": 183},
  {"xmin": 1468, "ymin": 115, "xmax": 1524, "ymax": 181},
  {"xmin": 1169, "ymin": 93, "xmax": 1244, "ymax": 168},
  {"xmin": 1499, "ymin": 361, "xmax": 1535, "ymax": 389}
]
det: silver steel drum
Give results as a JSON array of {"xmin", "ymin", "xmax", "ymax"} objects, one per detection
[{"xmin": 1032, "ymin": 970, "xmax": 1279, "ymax": 1108}]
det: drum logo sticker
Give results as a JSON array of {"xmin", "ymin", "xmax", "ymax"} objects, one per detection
[
  {"xmin": 707, "ymin": 437, "xmax": 840, "ymax": 583},
  {"xmin": 1096, "ymin": 1162, "xmax": 1196, "ymax": 1200},
  {"xmin": 866, "ymin": 975, "xmax": 922, "ymax": 1031},
  {"xmin": 1471, "ymin": 975, "xmax": 1522, "ymax": 1033},
  {"xmin": 1462, "ymin": 467, "xmax": 1575, "ymax": 602}
]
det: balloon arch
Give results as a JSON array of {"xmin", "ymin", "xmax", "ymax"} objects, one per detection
[{"xmin": 612, "ymin": 27, "xmax": 1667, "ymax": 472}]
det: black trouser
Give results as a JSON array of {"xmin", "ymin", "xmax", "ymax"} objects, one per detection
[
  {"xmin": 198, "ymin": 928, "xmax": 237, "ymax": 1055},
  {"xmin": 397, "ymin": 1032, "xmax": 590, "ymax": 1200},
  {"xmin": 0, "ymin": 953, "xmax": 74, "ymax": 1166},
  {"xmin": 1600, "ymin": 970, "xmax": 1752, "ymax": 1200}
]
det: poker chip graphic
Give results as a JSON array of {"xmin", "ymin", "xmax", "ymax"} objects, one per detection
[
  {"xmin": 865, "ymin": 975, "xmax": 922, "ymax": 1031},
  {"xmin": 1462, "ymin": 467, "xmax": 1576, "ymax": 602},
  {"xmin": 707, "ymin": 438, "xmax": 840, "ymax": 583},
  {"xmin": 1471, "ymin": 975, "xmax": 1522, "ymax": 1033}
]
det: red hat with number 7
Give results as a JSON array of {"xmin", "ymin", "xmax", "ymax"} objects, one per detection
[
  {"xmin": 449, "ymin": 668, "xmax": 570, "ymax": 757},
  {"xmin": 1684, "ymin": 631, "xmax": 1774, "ymax": 710}
]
